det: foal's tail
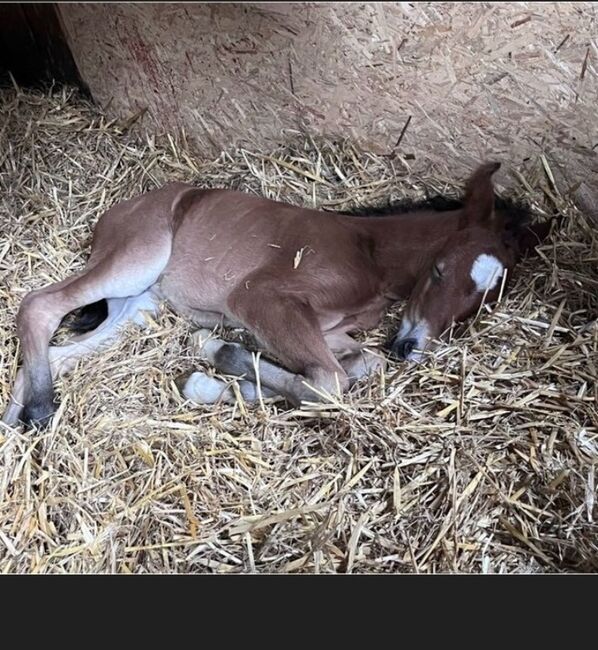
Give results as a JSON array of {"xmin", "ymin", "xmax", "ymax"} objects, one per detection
[{"xmin": 62, "ymin": 299, "xmax": 109, "ymax": 333}]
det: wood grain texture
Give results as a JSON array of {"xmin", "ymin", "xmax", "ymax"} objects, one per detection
[{"xmin": 57, "ymin": 2, "xmax": 597, "ymax": 199}]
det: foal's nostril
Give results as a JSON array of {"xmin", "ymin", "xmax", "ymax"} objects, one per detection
[
  {"xmin": 392, "ymin": 337, "xmax": 417, "ymax": 360},
  {"xmin": 383, "ymin": 336, "xmax": 394, "ymax": 351}
]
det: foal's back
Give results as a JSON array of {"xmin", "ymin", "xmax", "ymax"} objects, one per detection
[
  {"xmin": 130, "ymin": 184, "xmax": 382, "ymax": 313},
  {"xmin": 169, "ymin": 184, "xmax": 365, "ymax": 264}
]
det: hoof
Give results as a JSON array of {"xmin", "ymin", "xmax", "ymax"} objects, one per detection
[{"xmin": 20, "ymin": 398, "xmax": 57, "ymax": 428}]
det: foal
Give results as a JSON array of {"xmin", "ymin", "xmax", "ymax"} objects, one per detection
[{"xmin": 2, "ymin": 162, "xmax": 549, "ymax": 426}]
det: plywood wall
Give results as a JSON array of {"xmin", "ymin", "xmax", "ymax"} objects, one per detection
[{"xmin": 58, "ymin": 2, "xmax": 597, "ymax": 203}]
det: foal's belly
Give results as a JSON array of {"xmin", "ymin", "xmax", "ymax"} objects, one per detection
[
  {"xmin": 158, "ymin": 264, "xmax": 233, "ymax": 314},
  {"xmin": 158, "ymin": 229, "xmax": 263, "ymax": 313}
]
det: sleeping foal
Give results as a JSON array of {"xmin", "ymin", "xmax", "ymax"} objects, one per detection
[{"xmin": 2, "ymin": 162, "xmax": 550, "ymax": 426}]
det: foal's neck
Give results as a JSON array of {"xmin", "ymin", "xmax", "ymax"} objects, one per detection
[{"xmin": 344, "ymin": 209, "xmax": 461, "ymax": 296}]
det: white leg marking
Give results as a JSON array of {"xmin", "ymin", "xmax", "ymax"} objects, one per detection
[
  {"xmin": 181, "ymin": 370, "xmax": 277, "ymax": 405},
  {"xmin": 182, "ymin": 371, "xmax": 234, "ymax": 404},
  {"xmin": 191, "ymin": 329, "xmax": 228, "ymax": 363}
]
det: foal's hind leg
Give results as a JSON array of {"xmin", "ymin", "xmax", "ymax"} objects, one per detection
[
  {"xmin": 2, "ymin": 291, "xmax": 159, "ymax": 426},
  {"xmin": 8, "ymin": 246, "xmax": 170, "ymax": 427}
]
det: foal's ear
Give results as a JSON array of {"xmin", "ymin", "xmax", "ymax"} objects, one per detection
[{"xmin": 459, "ymin": 161, "xmax": 501, "ymax": 230}]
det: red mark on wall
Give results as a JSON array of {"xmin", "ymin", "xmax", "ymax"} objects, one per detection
[
  {"xmin": 124, "ymin": 23, "xmax": 161, "ymax": 92},
  {"xmin": 121, "ymin": 22, "xmax": 180, "ymax": 133}
]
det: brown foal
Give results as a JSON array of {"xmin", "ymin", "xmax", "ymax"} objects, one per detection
[{"xmin": 2, "ymin": 162, "xmax": 550, "ymax": 426}]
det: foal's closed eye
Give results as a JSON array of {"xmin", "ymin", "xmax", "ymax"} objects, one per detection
[{"xmin": 431, "ymin": 263, "xmax": 443, "ymax": 280}]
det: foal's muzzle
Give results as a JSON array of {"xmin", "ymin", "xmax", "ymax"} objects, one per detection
[{"xmin": 387, "ymin": 336, "xmax": 417, "ymax": 360}]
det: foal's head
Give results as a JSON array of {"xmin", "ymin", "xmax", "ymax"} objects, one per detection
[{"xmin": 390, "ymin": 162, "xmax": 552, "ymax": 362}]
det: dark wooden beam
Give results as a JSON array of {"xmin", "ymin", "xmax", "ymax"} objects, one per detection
[{"xmin": 0, "ymin": 3, "xmax": 90, "ymax": 93}]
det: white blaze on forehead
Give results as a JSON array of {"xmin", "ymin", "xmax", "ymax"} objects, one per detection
[{"xmin": 470, "ymin": 254, "xmax": 504, "ymax": 292}]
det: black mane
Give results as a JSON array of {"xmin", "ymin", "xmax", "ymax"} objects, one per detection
[
  {"xmin": 334, "ymin": 194, "xmax": 463, "ymax": 216},
  {"xmin": 334, "ymin": 193, "xmax": 534, "ymax": 231}
]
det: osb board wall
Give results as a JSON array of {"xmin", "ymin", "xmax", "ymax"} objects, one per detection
[{"xmin": 58, "ymin": 2, "xmax": 597, "ymax": 204}]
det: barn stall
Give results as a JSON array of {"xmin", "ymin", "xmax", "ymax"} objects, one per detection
[{"xmin": 0, "ymin": 2, "xmax": 596, "ymax": 573}]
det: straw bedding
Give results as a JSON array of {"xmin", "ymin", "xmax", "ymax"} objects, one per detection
[{"xmin": 0, "ymin": 86, "xmax": 596, "ymax": 573}]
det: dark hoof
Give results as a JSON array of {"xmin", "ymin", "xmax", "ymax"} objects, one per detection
[
  {"xmin": 20, "ymin": 399, "xmax": 57, "ymax": 428},
  {"xmin": 213, "ymin": 343, "xmax": 251, "ymax": 377}
]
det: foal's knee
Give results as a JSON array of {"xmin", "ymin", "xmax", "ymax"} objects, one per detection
[{"xmin": 17, "ymin": 290, "xmax": 61, "ymax": 336}]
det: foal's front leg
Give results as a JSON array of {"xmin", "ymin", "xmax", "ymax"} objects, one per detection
[
  {"xmin": 324, "ymin": 330, "xmax": 387, "ymax": 382},
  {"xmin": 178, "ymin": 330, "xmax": 385, "ymax": 407},
  {"xmin": 176, "ymin": 330, "xmax": 278, "ymax": 405},
  {"xmin": 215, "ymin": 286, "xmax": 350, "ymax": 406},
  {"xmin": 196, "ymin": 331, "xmax": 384, "ymax": 406},
  {"xmin": 193, "ymin": 333, "xmax": 323, "ymax": 407},
  {"xmin": 177, "ymin": 367, "xmax": 278, "ymax": 405}
]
